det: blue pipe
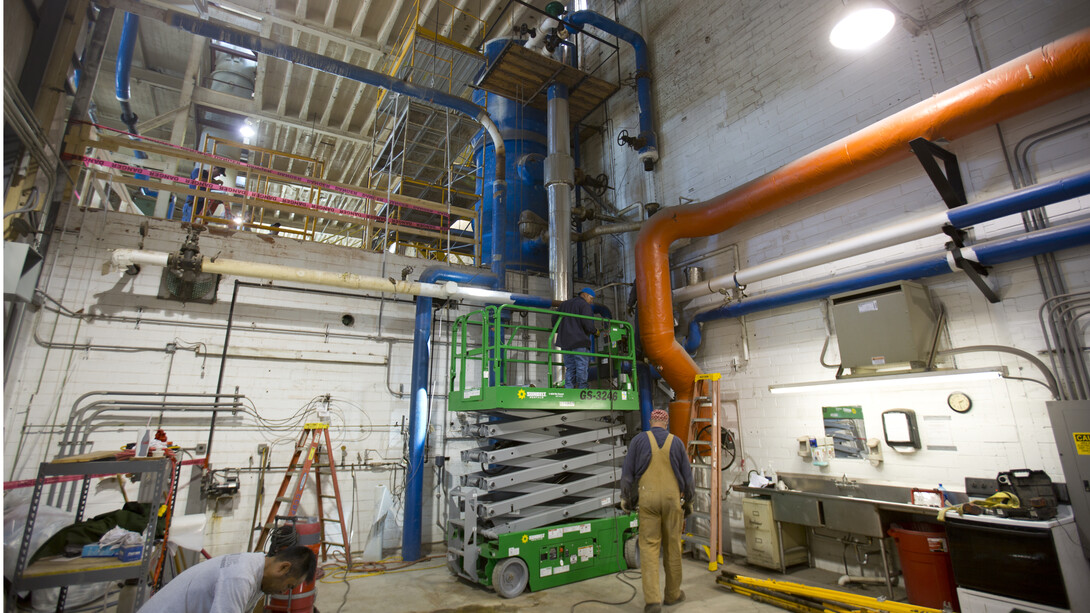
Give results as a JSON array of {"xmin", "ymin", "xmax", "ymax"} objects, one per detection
[
  {"xmin": 972, "ymin": 217, "xmax": 1090, "ymax": 265},
  {"xmin": 565, "ymin": 11, "xmax": 658, "ymax": 170},
  {"xmin": 115, "ymin": 13, "xmax": 139, "ymax": 121},
  {"xmin": 405, "ymin": 268, "xmax": 502, "ymax": 561},
  {"xmin": 683, "ymin": 219, "xmax": 1090, "ymax": 350},
  {"xmin": 636, "ymin": 363, "xmax": 655, "ymax": 431},
  {"xmin": 166, "ymin": 12, "xmax": 485, "ymax": 122},
  {"xmin": 947, "ymin": 170, "xmax": 1090, "ymax": 228},
  {"xmin": 403, "ymin": 267, "xmax": 552, "ymax": 560},
  {"xmin": 116, "ymin": 13, "xmax": 157, "ymax": 197}
]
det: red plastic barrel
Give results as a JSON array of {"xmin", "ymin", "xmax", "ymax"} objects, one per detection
[
  {"xmin": 267, "ymin": 520, "xmax": 321, "ymax": 613},
  {"xmin": 888, "ymin": 522, "xmax": 959, "ymax": 611}
]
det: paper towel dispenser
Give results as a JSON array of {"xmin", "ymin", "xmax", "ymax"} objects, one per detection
[{"xmin": 830, "ymin": 281, "xmax": 938, "ymax": 375}]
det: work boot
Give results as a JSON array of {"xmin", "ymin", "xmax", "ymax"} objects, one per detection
[
  {"xmin": 665, "ymin": 590, "xmax": 686, "ymax": 606},
  {"xmin": 644, "ymin": 604, "xmax": 662, "ymax": 613}
]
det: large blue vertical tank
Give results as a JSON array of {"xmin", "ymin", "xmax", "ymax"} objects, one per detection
[{"xmin": 475, "ymin": 39, "xmax": 549, "ymax": 273}]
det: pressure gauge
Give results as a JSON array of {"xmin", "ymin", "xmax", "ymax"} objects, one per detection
[{"xmin": 947, "ymin": 392, "xmax": 972, "ymax": 413}]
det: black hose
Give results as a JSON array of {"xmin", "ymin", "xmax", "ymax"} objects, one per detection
[{"xmin": 268, "ymin": 524, "xmax": 298, "ymax": 555}]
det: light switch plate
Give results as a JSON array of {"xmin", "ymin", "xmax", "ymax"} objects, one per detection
[{"xmin": 965, "ymin": 477, "xmax": 998, "ymax": 497}]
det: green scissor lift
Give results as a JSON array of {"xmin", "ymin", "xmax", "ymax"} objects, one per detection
[{"xmin": 445, "ymin": 305, "xmax": 641, "ymax": 597}]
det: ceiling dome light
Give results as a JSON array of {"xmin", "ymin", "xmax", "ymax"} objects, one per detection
[
  {"xmin": 830, "ymin": 6, "xmax": 896, "ymax": 50},
  {"xmin": 239, "ymin": 123, "xmax": 255, "ymax": 138}
]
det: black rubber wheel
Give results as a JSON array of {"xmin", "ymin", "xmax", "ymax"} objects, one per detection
[
  {"xmin": 623, "ymin": 536, "xmax": 640, "ymax": 569},
  {"xmin": 492, "ymin": 557, "xmax": 528, "ymax": 598}
]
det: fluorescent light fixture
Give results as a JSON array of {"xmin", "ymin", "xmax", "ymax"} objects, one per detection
[
  {"xmin": 768, "ymin": 367, "xmax": 1007, "ymax": 394},
  {"xmin": 239, "ymin": 122, "xmax": 255, "ymax": 138},
  {"xmin": 830, "ymin": 4, "xmax": 896, "ymax": 50}
]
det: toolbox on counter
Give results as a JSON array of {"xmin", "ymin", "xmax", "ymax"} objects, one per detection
[{"xmin": 996, "ymin": 469, "xmax": 1058, "ymax": 519}]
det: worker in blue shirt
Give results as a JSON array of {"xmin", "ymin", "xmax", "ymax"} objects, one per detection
[
  {"xmin": 554, "ymin": 287, "xmax": 598, "ymax": 388},
  {"xmin": 620, "ymin": 409, "xmax": 694, "ymax": 613}
]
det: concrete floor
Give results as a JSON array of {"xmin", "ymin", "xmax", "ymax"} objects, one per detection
[{"xmin": 312, "ymin": 554, "xmax": 909, "ymax": 613}]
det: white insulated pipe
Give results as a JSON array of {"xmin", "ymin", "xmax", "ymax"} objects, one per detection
[
  {"xmin": 110, "ymin": 249, "xmax": 521, "ymax": 304},
  {"xmin": 838, "ymin": 575, "xmax": 891, "ymax": 587},
  {"xmin": 673, "ymin": 210, "xmax": 952, "ymax": 303},
  {"xmin": 525, "ymin": 17, "xmax": 559, "ymax": 55}
]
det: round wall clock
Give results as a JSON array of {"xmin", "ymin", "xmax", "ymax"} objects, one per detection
[{"xmin": 947, "ymin": 392, "xmax": 972, "ymax": 413}]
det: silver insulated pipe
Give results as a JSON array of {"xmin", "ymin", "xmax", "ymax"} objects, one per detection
[{"xmin": 546, "ymin": 83, "xmax": 574, "ymax": 301}]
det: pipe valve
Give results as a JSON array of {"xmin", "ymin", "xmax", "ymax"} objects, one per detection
[
  {"xmin": 170, "ymin": 226, "xmax": 205, "ymax": 282},
  {"xmin": 616, "ymin": 129, "xmax": 647, "ymax": 151}
]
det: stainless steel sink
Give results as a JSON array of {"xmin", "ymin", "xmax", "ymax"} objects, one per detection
[
  {"xmin": 822, "ymin": 497, "xmax": 884, "ymax": 537},
  {"xmin": 770, "ymin": 472, "xmax": 966, "ymax": 511},
  {"xmin": 731, "ymin": 472, "xmax": 959, "ymax": 598},
  {"xmin": 777, "ymin": 472, "xmax": 916, "ymax": 504},
  {"xmin": 769, "ymin": 492, "xmax": 822, "ymax": 527}
]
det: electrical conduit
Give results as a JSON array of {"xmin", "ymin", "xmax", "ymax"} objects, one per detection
[{"xmin": 635, "ymin": 28, "xmax": 1090, "ymax": 438}]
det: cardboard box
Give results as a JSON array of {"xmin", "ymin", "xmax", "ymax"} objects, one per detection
[
  {"xmin": 117, "ymin": 545, "xmax": 143, "ymax": 562},
  {"xmin": 81, "ymin": 543, "xmax": 143, "ymax": 562}
]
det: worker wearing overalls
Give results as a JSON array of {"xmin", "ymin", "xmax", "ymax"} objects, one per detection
[{"xmin": 621, "ymin": 409, "xmax": 694, "ymax": 613}]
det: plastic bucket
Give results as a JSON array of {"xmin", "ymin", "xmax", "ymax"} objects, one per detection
[
  {"xmin": 888, "ymin": 522, "xmax": 959, "ymax": 611},
  {"xmin": 266, "ymin": 519, "xmax": 321, "ymax": 613}
]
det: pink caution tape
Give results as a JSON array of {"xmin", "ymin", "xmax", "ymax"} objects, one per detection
[
  {"xmin": 67, "ymin": 153, "xmax": 450, "ymax": 233},
  {"xmin": 72, "ymin": 120, "xmax": 461, "ymax": 220}
]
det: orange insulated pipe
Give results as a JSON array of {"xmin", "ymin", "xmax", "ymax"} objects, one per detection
[{"xmin": 636, "ymin": 28, "xmax": 1090, "ymax": 440}]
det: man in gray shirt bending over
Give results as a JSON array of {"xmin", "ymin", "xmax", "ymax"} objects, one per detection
[{"xmin": 140, "ymin": 545, "xmax": 316, "ymax": 613}]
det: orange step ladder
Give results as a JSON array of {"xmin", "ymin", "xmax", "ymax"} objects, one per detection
[
  {"xmin": 683, "ymin": 373, "xmax": 723, "ymax": 571},
  {"xmin": 254, "ymin": 423, "xmax": 350, "ymax": 562}
]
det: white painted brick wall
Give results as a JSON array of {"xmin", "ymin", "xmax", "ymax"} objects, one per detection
[
  {"xmin": 578, "ymin": 0, "xmax": 1090, "ymax": 571},
  {"xmin": 2, "ymin": 211, "xmax": 533, "ymax": 557}
]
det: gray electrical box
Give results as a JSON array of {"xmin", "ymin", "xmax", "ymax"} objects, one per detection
[
  {"xmin": 4, "ymin": 241, "xmax": 43, "ymax": 304},
  {"xmin": 830, "ymin": 281, "xmax": 937, "ymax": 374},
  {"xmin": 1047, "ymin": 400, "xmax": 1090, "ymax": 559}
]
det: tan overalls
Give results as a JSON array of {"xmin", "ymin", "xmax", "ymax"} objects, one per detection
[{"xmin": 637, "ymin": 431, "xmax": 684, "ymax": 605}]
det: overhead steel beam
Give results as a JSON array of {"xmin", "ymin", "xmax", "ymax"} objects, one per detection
[
  {"xmin": 192, "ymin": 86, "xmax": 373, "ymax": 148},
  {"xmin": 138, "ymin": 0, "xmax": 387, "ymax": 58}
]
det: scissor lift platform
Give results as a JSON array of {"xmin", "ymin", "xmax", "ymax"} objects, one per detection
[{"xmin": 445, "ymin": 305, "xmax": 640, "ymax": 597}]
